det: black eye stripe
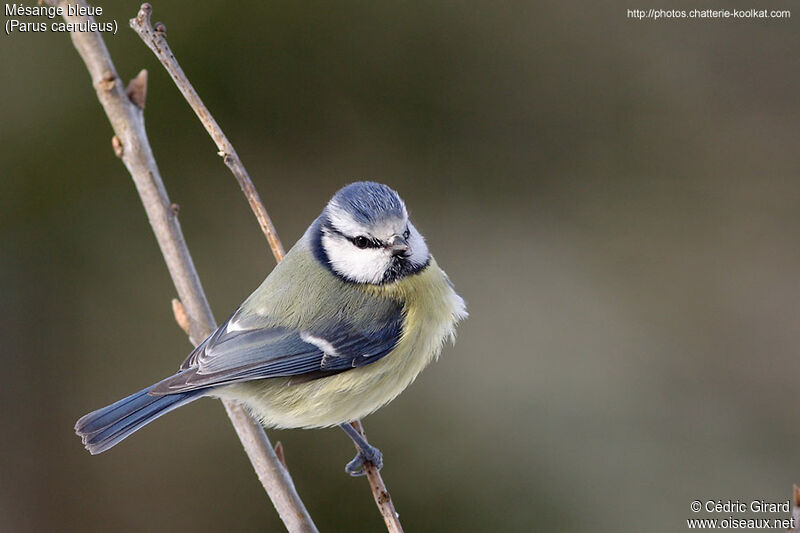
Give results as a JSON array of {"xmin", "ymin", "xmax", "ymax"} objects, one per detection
[
  {"xmin": 350, "ymin": 236, "xmax": 381, "ymax": 249},
  {"xmin": 403, "ymin": 228, "xmax": 410, "ymax": 239},
  {"xmin": 323, "ymin": 224, "xmax": 380, "ymax": 249}
]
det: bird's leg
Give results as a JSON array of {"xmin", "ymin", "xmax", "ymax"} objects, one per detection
[{"xmin": 339, "ymin": 423, "xmax": 383, "ymax": 476}]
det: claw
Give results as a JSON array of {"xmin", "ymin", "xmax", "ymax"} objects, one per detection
[
  {"xmin": 345, "ymin": 444, "xmax": 383, "ymax": 476},
  {"xmin": 345, "ymin": 455, "xmax": 366, "ymax": 476}
]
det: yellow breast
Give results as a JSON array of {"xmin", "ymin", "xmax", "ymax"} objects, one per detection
[{"xmin": 214, "ymin": 259, "xmax": 467, "ymax": 429}]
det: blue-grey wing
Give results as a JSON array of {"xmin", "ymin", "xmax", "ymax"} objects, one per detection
[{"xmin": 150, "ymin": 302, "xmax": 404, "ymax": 395}]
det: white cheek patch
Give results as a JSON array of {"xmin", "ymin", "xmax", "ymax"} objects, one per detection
[
  {"xmin": 321, "ymin": 232, "xmax": 392, "ymax": 284},
  {"xmin": 406, "ymin": 222, "xmax": 429, "ymax": 267}
]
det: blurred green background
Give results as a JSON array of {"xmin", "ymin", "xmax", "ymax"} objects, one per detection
[{"xmin": 2, "ymin": 1, "xmax": 799, "ymax": 531}]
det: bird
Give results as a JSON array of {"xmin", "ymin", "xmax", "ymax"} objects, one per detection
[{"xmin": 75, "ymin": 181, "xmax": 467, "ymax": 475}]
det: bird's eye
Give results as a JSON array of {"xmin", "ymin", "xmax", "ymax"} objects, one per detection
[
  {"xmin": 403, "ymin": 228, "xmax": 411, "ymax": 240},
  {"xmin": 353, "ymin": 236, "xmax": 371, "ymax": 249}
]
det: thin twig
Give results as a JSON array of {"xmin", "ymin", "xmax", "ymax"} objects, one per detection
[
  {"xmin": 48, "ymin": 1, "xmax": 317, "ymax": 531},
  {"xmin": 351, "ymin": 421, "xmax": 404, "ymax": 533},
  {"xmin": 128, "ymin": 4, "xmax": 405, "ymax": 530},
  {"xmin": 130, "ymin": 3, "xmax": 285, "ymax": 262}
]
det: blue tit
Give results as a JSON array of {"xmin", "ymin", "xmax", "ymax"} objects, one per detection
[{"xmin": 75, "ymin": 181, "xmax": 467, "ymax": 475}]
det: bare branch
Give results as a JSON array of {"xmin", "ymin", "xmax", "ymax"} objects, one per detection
[
  {"xmin": 48, "ymin": 1, "xmax": 317, "ymax": 531},
  {"xmin": 351, "ymin": 421, "xmax": 404, "ymax": 532},
  {"xmin": 130, "ymin": 3, "xmax": 285, "ymax": 263}
]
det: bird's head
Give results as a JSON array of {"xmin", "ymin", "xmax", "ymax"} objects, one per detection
[{"xmin": 312, "ymin": 182, "xmax": 430, "ymax": 284}]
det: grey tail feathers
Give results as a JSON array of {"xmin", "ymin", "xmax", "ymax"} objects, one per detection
[{"xmin": 75, "ymin": 385, "xmax": 203, "ymax": 454}]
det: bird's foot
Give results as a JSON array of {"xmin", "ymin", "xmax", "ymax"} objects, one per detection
[{"xmin": 345, "ymin": 443, "xmax": 383, "ymax": 477}]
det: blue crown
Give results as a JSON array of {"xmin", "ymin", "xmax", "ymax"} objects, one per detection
[{"xmin": 330, "ymin": 182, "xmax": 405, "ymax": 224}]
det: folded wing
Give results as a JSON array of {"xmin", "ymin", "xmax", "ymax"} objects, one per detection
[{"xmin": 150, "ymin": 300, "xmax": 404, "ymax": 395}]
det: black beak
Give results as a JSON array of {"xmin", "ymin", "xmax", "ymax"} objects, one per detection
[{"xmin": 387, "ymin": 234, "xmax": 409, "ymax": 257}]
